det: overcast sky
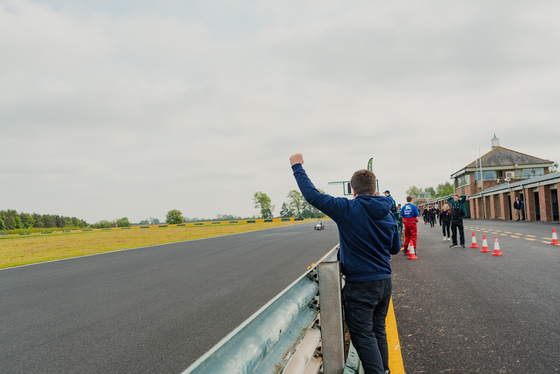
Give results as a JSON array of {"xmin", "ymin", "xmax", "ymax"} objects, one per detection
[{"xmin": 1, "ymin": 0, "xmax": 559, "ymax": 223}]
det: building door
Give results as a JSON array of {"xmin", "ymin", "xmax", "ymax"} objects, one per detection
[
  {"xmin": 552, "ymin": 189, "xmax": 559, "ymax": 221},
  {"xmin": 534, "ymin": 191, "xmax": 540, "ymax": 221}
]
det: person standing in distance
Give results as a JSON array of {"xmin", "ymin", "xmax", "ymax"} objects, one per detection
[
  {"xmin": 384, "ymin": 190, "xmax": 397, "ymax": 213},
  {"xmin": 401, "ymin": 196, "xmax": 420, "ymax": 254},
  {"xmin": 290, "ymin": 153, "xmax": 400, "ymax": 374},
  {"xmin": 513, "ymin": 197, "xmax": 523, "ymax": 221},
  {"xmin": 439, "ymin": 203, "xmax": 451, "ymax": 241},
  {"xmin": 447, "ymin": 194, "xmax": 467, "ymax": 248}
]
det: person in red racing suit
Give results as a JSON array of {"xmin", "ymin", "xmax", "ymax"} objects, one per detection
[{"xmin": 401, "ymin": 196, "xmax": 420, "ymax": 254}]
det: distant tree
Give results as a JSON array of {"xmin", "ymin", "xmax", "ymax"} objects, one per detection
[
  {"xmin": 93, "ymin": 220, "xmax": 113, "ymax": 228},
  {"xmin": 54, "ymin": 215, "xmax": 67, "ymax": 228},
  {"xmin": 166, "ymin": 210, "xmax": 184, "ymax": 224},
  {"xmin": 116, "ymin": 217, "xmax": 131, "ymax": 227},
  {"xmin": 14, "ymin": 215, "xmax": 23, "ymax": 229},
  {"xmin": 287, "ymin": 190, "xmax": 305, "ymax": 218},
  {"xmin": 70, "ymin": 217, "xmax": 86, "ymax": 227},
  {"xmin": 1, "ymin": 210, "xmax": 20, "ymax": 230},
  {"xmin": 253, "ymin": 192, "xmax": 275, "ymax": 218},
  {"xmin": 32, "ymin": 213, "xmax": 44, "ymax": 228},
  {"xmin": 405, "ymin": 186, "xmax": 423, "ymax": 200},
  {"xmin": 302, "ymin": 204, "xmax": 324, "ymax": 219},
  {"xmin": 0, "ymin": 219, "xmax": 5, "ymax": 231},
  {"xmin": 42, "ymin": 215, "xmax": 55, "ymax": 228},
  {"xmin": 435, "ymin": 182, "xmax": 454, "ymax": 198},
  {"xmin": 140, "ymin": 217, "xmax": 161, "ymax": 225},
  {"xmin": 20, "ymin": 213, "xmax": 35, "ymax": 229},
  {"xmin": 407, "ymin": 183, "xmax": 453, "ymax": 201},
  {"xmin": 424, "ymin": 187, "xmax": 436, "ymax": 198},
  {"xmin": 279, "ymin": 203, "xmax": 292, "ymax": 218}
]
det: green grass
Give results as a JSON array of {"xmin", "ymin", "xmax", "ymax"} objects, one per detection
[{"xmin": 0, "ymin": 219, "xmax": 318, "ymax": 269}]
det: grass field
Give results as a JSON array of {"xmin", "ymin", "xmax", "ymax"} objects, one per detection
[{"xmin": 0, "ymin": 220, "xmax": 317, "ymax": 269}]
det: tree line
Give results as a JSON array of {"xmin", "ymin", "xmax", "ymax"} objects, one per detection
[
  {"xmin": 0, "ymin": 209, "xmax": 134, "ymax": 232},
  {"xmin": 0, "ymin": 209, "xmax": 88, "ymax": 231}
]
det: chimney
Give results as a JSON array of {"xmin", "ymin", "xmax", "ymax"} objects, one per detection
[{"xmin": 491, "ymin": 134, "xmax": 500, "ymax": 149}]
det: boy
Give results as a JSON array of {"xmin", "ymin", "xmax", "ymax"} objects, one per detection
[
  {"xmin": 439, "ymin": 203, "xmax": 451, "ymax": 241},
  {"xmin": 401, "ymin": 196, "xmax": 419, "ymax": 253},
  {"xmin": 290, "ymin": 153, "xmax": 400, "ymax": 374},
  {"xmin": 447, "ymin": 194, "xmax": 467, "ymax": 248}
]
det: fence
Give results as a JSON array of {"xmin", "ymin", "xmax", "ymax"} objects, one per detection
[{"xmin": 182, "ymin": 245, "xmax": 348, "ymax": 374}]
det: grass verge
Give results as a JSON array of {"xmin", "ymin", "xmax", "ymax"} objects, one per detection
[{"xmin": 0, "ymin": 220, "xmax": 317, "ymax": 269}]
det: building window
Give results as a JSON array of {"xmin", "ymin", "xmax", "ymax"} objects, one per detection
[
  {"xmin": 516, "ymin": 168, "xmax": 545, "ymax": 179},
  {"xmin": 474, "ymin": 170, "xmax": 495, "ymax": 181},
  {"xmin": 457, "ymin": 174, "xmax": 471, "ymax": 187}
]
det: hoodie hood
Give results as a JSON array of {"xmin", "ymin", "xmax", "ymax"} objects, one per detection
[{"xmin": 354, "ymin": 195, "xmax": 393, "ymax": 219}]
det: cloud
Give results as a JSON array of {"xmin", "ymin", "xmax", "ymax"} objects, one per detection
[{"xmin": 1, "ymin": 0, "xmax": 559, "ymax": 222}]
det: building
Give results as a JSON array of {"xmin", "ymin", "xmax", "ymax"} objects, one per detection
[
  {"xmin": 451, "ymin": 135, "xmax": 554, "ymax": 200},
  {"xmin": 469, "ymin": 172, "xmax": 560, "ymax": 222},
  {"xmin": 419, "ymin": 135, "xmax": 559, "ymax": 222}
]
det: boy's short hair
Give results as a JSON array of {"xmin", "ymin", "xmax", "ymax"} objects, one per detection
[
  {"xmin": 350, "ymin": 169, "xmax": 376, "ymax": 196},
  {"xmin": 406, "ymin": 196, "xmax": 413, "ymax": 202}
]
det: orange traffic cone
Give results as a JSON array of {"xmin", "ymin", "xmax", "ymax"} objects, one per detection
[
  {"xmin": 407, "ymin": 246, "xmax": 418, "ymax": 260},
  {"xmin": 470, "ymin": 232, "xmax": 479, "ymax": 248},
  {"xmin": 405, "ymin": 243, "xmax": 413, "ymax": 255},
  {"xmin": 551, "ymin": 228, "xmax": 559, "ymax": 245},
  {"xmin": 492, "ymin": 236, "xmax": 503, "ymax": 256},
  {"xmin": 480, "ymin": 234, "xmax": 491, "ymax": 253}
]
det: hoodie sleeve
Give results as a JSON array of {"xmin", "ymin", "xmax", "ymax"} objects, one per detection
[
  {"xmin": 460, "ymin": 195, "xmax": 467, "ymax": 216},
  {"xmin": 291, "ymin": 164, "xmax": 346, "ymax": 221}
]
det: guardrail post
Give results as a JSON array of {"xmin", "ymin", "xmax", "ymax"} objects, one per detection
[{"xmin": 318, "ymin": 261, "xmax": 345, "ymax": 374}]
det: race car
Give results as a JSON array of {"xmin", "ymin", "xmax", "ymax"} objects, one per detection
[{"xmin": 314, "ymin": 221, "xmax": 325, "ymax": 230}]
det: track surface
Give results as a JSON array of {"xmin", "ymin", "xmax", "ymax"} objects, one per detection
[
  {"xmin": 0, "ymin": 222, "xmax": 339, "ymax": 374},
  {"xmin": 391, "ymin": 219, "xmax": 560, "ymax": 373}
]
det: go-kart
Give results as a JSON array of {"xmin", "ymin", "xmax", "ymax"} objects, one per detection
[{"xmin": 314, "ymin": 221, "xmax": 325, "ymax": 230}]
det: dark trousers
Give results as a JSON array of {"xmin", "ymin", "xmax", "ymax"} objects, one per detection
[
  {"xmin": 442, "ymin": 221, "xmax": 450, "ymax": 238},
  {"xmin": 451, "ymin": 218, "xmax": 464, "ymax": 245},
  {"xmin": 429, "ymin": 216, "xmax": 435, "ymax": 227},
  {"xmin": 343, "ymin": 278, "xmax": 392, "ymax": 374}
]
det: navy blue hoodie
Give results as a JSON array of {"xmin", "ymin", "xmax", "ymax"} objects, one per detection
[{"xmin": 292, "ymin": 164, "xmax": 401, "ymax": 283}]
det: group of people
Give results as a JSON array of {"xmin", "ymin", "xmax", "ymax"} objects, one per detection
[
  {"xmin": 421, "ymin": 205, "xmax": 439, "ymax": 227},
  {"xmin": 401, "ymin": 195, "xmax": 468, "ymax": 250}
]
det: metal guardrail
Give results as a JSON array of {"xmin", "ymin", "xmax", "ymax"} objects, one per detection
[{"xmin": 183, "ymin": 246, "xmax": 340, "ymax": 374}]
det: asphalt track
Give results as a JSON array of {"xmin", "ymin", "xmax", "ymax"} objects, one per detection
[
  {"xmin": 0, "ymin": 222, "xmax": 339, "ymax": 374},
  {"xmin": 391, "ymin": 219, "xmax": 560, "ymax": 373}
]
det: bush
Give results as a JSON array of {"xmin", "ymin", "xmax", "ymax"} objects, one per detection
[{"xmin": 166, "ymin": 210, "xmax": 184, "ymax": 224}]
